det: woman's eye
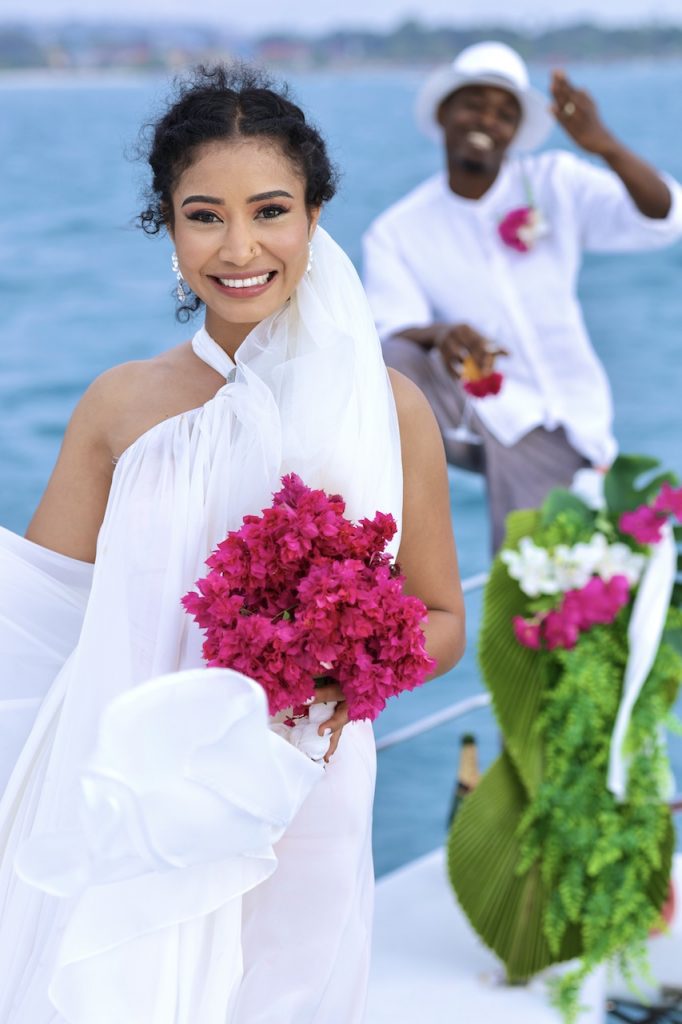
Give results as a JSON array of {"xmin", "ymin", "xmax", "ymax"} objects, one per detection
[
  {"xmin": 187, "ymin": 210, "xmax": 221, "ymax": 223},
  {"xmin": 256, "ymin": 205, "xmax": 288, "ymax": 220}
]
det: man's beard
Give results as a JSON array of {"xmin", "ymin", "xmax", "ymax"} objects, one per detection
[{"xmin": 460, "ymin": 157, "xmax": 487, "ymax": 174}]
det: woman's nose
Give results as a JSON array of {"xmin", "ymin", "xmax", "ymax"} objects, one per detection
[{"xmin": 218, "ymin": 225, "xmax": 258, "ymax": 265}]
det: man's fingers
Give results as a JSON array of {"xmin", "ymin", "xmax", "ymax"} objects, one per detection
[{"xmin": 436, "ymin": 324, "xmax": 501, "ymax": 378}]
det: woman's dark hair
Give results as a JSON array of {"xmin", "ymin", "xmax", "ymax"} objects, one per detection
[{"xmin": 137, "ymin": 63, "xmax": 338, "ymax": 320}]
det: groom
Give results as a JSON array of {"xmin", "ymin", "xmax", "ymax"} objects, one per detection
[{"xmin": 363, "ymin": 41, "xmax": 682, "ymax": 550}]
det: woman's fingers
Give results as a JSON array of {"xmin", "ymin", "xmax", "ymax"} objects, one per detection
[{"xmin": 316, "ymin": 700, "xmax": 349, "ymax": 762}]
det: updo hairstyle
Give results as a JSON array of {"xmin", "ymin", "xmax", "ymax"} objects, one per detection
[
  {"xmin": 137, "ymin": 63, "xmax": 338, "ymax": 319},
  {"xmin": 139, "ymin": 62, "xmax": 337, "ymax": 234}
]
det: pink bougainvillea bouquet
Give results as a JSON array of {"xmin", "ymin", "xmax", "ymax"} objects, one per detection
[{"xmin": 182, "ymin": 473, "xmax": 435, "ymax": 729}]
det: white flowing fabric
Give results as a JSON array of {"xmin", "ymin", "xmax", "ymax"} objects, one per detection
[
  {"xmin": 0, "ymin": 227, "xmax": 403, "ymax": 1024},
  {"xmin": 607, "ymin": 523, "xmax": 678, "ymax": 801}
]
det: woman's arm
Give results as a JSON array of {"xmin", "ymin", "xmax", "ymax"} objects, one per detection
[
  {"xmin": 317, "ymin": 369, "xmax": 465, "ymax": 759},
  {"xmin": 25, "ymin": 373, "xmax": 121, "ymax": 563},
  {"xmin": 389, "ymin": 367, "xmax": 465, "ymax": 676}
]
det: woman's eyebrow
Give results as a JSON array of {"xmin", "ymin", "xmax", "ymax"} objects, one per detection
[
  {"xmin": 246, "ymin": 190, "xmax": 294, "ymax": 203},
  {"xmin": 181, "ymin": 194, "xmax": 224, "ymax": 207},
  {"xmin": 181, "ymin": 190, "xmax": 294, "ymax": 207}
]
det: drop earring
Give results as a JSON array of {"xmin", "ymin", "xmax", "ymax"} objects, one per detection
[
  {"xmin": 171, "ymin": 251, "xmax": 186, "ymax": 303},
  {"xmin": 306, "ymin": 241, "xmax": 314, "ymax": 274}
]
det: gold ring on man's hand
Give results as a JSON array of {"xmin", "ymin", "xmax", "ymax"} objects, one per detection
[{"xmin": 563, "ymin": 101, "xmax": 576, "ymax": 116}]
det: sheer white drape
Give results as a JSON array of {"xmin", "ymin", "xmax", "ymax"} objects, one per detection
[{"xmin": 0, "ymin": 227, "xmax": 402, "ymax": 1023}]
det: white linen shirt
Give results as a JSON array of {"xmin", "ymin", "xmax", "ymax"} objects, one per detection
[{"xmin": 363, "ymin": 150, "xmax": 682, "ymax": 466}]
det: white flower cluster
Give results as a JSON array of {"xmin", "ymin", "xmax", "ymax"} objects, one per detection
[
  {"xmin": 501, "ymin": 533, "xmax": 646, "ymax": 598},
  {"xmin": 518, "ymin": 207, "xmax": 549, "ymax": 249}
]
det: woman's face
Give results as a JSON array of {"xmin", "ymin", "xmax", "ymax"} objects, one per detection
[{"xmin": 169, "ymin": 138, "xmax": 319, "ymax": 354}]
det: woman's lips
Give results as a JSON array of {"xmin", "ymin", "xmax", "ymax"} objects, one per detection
[{"xmin": 210, "ymin": 270, "xmax": 277, "ymax": 298}]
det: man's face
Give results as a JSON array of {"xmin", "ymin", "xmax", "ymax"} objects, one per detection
[{"xmin": 437, "ymin": 84, "xmax": 522, "ymax": 174}]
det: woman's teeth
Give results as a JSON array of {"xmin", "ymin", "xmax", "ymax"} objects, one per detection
[
  {"xmin": 466, "ymin": 131, "xmax": 494, "ymax": 151},
  {"xmin": 219, "ymin": 273, "xmax": 271, "ymax": 288}
]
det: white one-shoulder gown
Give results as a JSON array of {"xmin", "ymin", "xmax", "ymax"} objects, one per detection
[{"xmin": 0, "ymin": 229, "xmax": 403, "ymax": 1024}]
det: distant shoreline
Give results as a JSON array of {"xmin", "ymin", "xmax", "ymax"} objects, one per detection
[
  {"xmin": 2, "ymin": 19, "xmax": 682, "ymax": 73},
  {"xmin": 2, "ymin": 55, "xmax": 682, "ymax": 86}
]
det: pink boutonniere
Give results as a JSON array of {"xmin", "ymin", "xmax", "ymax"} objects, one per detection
[
  {"xmin": 498, "ymin": 167, "xmax": 549, "ymax": 253},
  {"xmin": 498, "ymin": 205, "xmax": 549, "ymax": 252}
]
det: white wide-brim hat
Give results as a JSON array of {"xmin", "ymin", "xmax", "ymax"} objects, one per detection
[{"xmin": 415, "ymin": 41, "xmax": 553, "ymax": 153}]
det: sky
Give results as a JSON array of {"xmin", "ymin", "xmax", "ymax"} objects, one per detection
[{"xmin": 5, "ymin": 0, "xmax": 682, "ymax": 34}]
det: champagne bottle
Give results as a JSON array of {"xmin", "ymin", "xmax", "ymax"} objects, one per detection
[{"xmin": 447, "ymin": 733, "xmax": 481, "ymax": 827}]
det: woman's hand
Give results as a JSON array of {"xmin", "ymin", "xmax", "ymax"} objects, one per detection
[{"xmin": 312, "ymin": 681, "xmax": 348, "ymax": 762}]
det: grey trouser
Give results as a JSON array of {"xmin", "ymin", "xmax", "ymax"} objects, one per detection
[{"xmin": 383, "ymin": 336, "xmax": 589, "ymax": 553}]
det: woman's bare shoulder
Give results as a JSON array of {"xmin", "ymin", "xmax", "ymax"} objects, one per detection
[
  {"xmin": 80, "ymin": 341, "xmax": 219, "ymax": 457},
  {"xmin": 90, "ymin": 342, "xmax": 193, "ymax": 405},
  {"xmin": 26, "ymin": 342, "xmax": 218, "ymax": 561}
]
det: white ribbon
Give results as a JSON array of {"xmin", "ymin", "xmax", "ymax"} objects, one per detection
[{"xmin": 607, "ymin": 523, "xmax": 677, "ymax": 801}]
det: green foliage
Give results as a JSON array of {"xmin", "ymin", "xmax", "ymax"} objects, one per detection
[
  {"xmin": 604, "ymin": 454, "xmax": 678, "ymax": 517},
  {"xmin": 448, "ymin": 473, "xmax": 682, "ymax": 1023},
  {"xmin": 515, "ymin": 625, "xmax": 678, "ymax": 1016},
  {"xmin": 539, "ymin": 489, "xmax": 595, "ymax": 535}
]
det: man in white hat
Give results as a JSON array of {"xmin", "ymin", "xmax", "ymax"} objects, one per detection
[{"xmin": 363, "ymin": 41, "xmax": 682, "ymax": 551}]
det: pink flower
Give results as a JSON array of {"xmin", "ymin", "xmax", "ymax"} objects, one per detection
[
  {"xmin": 567, "ymin": 575, "xmax": 630, "ymax": 629},
  {"xmin": 512, "ymin": 616, "xmax": 543, "ymax": 649},
  {"xmin": 462, "ymin": 372, "xmax": 504, "ymax": 398},
  {"xmin": 498, "ymin": 206, "xmax": 548, "ymax": 253},
  {"xmin": 511, "ymin": 573, "xmax": 633, "ymax": 653},
  {"xmin": 653, "ymin": 482, "xmax": 682, "ymax": 521},
  {"xmin": 542, "ymin": 609, "xmax": 580, "ymax": 651},
  {"xmin": 619, "ymin": 505, "xmax": 667, "ymax": 545}
]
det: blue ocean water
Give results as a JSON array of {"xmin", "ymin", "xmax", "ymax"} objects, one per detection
[{"xmin": 0, "ymin": 61, "xmax": 681, "ymax": 875}]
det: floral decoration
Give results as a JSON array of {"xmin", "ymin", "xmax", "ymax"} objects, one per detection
[
  {"xmin": 498, "ymin": 167, "xmax": 549, "ymax": 253},
  {"xmin": 448, "ymin": 455, "xmax": 682, "ymax": 1023},
  {"xmin": 461, "ymin": 354, "xmax": 504, "ymax": 399}
]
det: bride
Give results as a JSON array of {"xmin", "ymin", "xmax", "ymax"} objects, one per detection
[{"xmin": 0, "ymin": 64, "xmax": 464, "ymax": 1023}]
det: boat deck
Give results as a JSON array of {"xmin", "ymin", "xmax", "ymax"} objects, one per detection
[{"xmin": 367, "ymin": 848, "xmax": 682, "ymax": 1024}]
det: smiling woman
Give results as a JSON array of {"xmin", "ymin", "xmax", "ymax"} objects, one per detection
[
  {"xmin": 0, "ymin": 63, "xmax": 464, "ymax": 1024},
  {"xmin": 169, "ymin": 141, "xmax": 319, "ymax": 353}
]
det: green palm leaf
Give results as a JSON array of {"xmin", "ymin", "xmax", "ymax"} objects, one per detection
[
  {"xmin": 478, "ymin": 508, "xmax": 547, "ymax": 796},
  {"xmin": 448, "ymin": 753, "xmax": 674, "ymax": 982},
  {"xmin": 448, "ymin": 751, "xmax": 582, "ymax": 980}
]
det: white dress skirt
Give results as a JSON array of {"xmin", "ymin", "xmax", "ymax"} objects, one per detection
[{"xmin": 0, "ymin": 229, "xmax": 404, "ymax": 1024}]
